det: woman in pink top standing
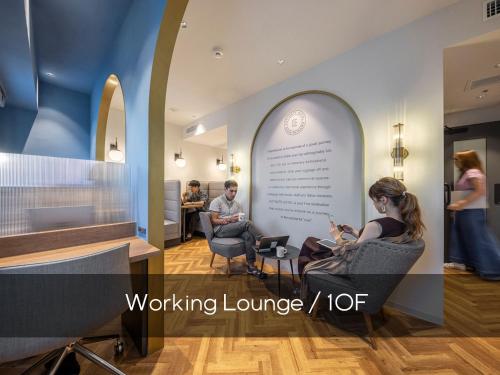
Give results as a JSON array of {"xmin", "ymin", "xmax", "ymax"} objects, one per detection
[{"xmin": 447, "ymin": 150, "xmax": 499, "ymax": 280}]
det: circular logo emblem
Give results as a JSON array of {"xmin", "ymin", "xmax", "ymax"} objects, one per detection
[{"xmin": 284, "ymin": 109, "xmax": 306, "ymax": 136}]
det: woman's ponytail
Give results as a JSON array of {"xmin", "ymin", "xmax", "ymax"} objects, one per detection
[
  {"xmin": 368, "ymin": 177, "xmax": 425, "ymax": 240},
  {"xmin": 399, "ymin": 192, "xmax": 425, "ymax": 240}
]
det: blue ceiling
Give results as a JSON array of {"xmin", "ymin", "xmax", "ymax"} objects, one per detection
[
  {"xmin": 0, "ymin": 0, "xmax": 38, "ymax": 110},
  {"xmin": 31, "ymin": 0, "xmax": 134, "ymax": 94}
]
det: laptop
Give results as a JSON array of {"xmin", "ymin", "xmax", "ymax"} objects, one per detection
[{"xmin": 254, "ymin": 235, "xmax": 289, "ymax": 253}]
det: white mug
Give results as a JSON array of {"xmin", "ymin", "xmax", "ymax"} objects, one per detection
[
  {"xmin": 276, "ymin": 246, "xmax": 287, "ymax": 258},
  {"xmin": 238, "ymin": 213, "xmax": 245, "ymax": 221}
]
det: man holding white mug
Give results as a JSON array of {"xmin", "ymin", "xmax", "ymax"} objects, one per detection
[{"xmin": 209, "ymin": 180, "xmax": 266, "ymax": 278}]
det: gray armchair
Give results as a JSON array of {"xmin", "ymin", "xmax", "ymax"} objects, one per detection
[
  {"xmin": 305, "ymin": 238, "xmax": 425, "ymax": 349},
  {"xmin": 199, "ymin": 212, "xmax": 246, "ymax": 276},
  {"xmin": 0, "ymin": 244, "xmax": 132, "ymax": 374}
]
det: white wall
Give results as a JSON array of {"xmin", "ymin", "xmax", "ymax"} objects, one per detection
[
  {"xmin": 165, "ymin": 124, "xmax": 227, "ymax": 188},
  {"xmin": 445, "ymin": 104, "xmax": 500, "ymax": 127},
  {"xmin": 181, "ymin": 0, "xmax": 500, "ymax": 324},
  {"xmin": 104, "ymin": 107, "xmax": 126, "ymax": 163},
  {"xmin": 252, "ymin": 93, "xmax": 363, "ymax": 247}
]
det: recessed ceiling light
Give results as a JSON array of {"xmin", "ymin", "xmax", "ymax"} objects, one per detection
[
  {"xmin": 277, "ymin": 59, "xmax": 285, "ymax": 65},
  {"xmin": 180, "ymin": 21, "xmax": 187, "ymax": 29},
  {"xmin": 46, "ymin": 72, "xmax": 54, "ymax": 77},
  {"xmin": 213, "ymin": 47, "xmax": 223, "ymax": 59}
]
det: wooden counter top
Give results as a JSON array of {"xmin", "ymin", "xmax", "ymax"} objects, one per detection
[
  {"xmin": 0, "ymin": 236, "xmax": 161, "ymax": 268},
  {"xmin": 0, "ymin": 222, "xmax": 137, "ymax": 258}
]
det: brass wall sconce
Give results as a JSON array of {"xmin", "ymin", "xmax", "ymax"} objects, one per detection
[
  {"xmin": 391, "ymin": 123, "xmax": 408, "ymax": 180},
  {"xmin": 230, "ymin": 153, "xmax": 240, "ymax": 174},
  {"xmin": 174, "ymin": 149, "xmax": 186, "ymax": 168},
  {"xmin": 216, "ymin": 155, "xmax": 226, "ymax": 171}
]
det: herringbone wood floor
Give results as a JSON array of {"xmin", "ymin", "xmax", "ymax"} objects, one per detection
[{"xmin": 1, "ymin": 237, "xmax": 499, "ymax": 374}]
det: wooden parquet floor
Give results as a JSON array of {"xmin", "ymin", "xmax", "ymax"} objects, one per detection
[{"xmin": 1, "ymin": 237, "xmax": 499, "ymax": 374}]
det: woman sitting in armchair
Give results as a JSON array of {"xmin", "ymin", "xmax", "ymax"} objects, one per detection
[{"xmin": 298, "ymin": 177, "xmax": 425, "ymax": 276}]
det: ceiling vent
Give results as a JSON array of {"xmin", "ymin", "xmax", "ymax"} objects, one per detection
[
  {"xmin": 467, "ymin": 74, "xmax": 500, "ymax": 90},
  {"xmin": 185, "ymin": 124, "xmax": 198, "ymax": 135},
  {"xmin": 484, "ymin": 0, "xmax": 500, "ymax": 20}
]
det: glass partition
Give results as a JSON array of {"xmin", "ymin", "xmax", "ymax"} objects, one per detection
[{"xmin": 0, "ymin": 153, "xmax": 132, "ymax": 237}]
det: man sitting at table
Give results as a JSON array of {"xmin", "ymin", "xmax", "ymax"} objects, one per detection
[
  {"xmin": 209, "ymin": 179, "xmax": 266, "ymax": 279},
  {"xmin": 182, "ymin": 180, "xmax": 208, "ymax": 240}
]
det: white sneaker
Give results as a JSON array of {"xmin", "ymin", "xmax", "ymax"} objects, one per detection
[{"xmin": 444, "ymin": 262, "xmax": 466, "ymax": 270}]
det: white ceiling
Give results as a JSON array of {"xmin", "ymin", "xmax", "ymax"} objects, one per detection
[
  {"xmin": 444, "ymin": 29, "xmax": 500, "ymax": 114},
  {"xmin": 184, "ymin": 125, "xmax": 227, "ymax": 149},
  {"xmin": 165, "ymin": 0, "xmax": 458, "ymax": 127}
]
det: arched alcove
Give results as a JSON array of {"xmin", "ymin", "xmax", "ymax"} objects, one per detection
[
  {"xmin": 85, "ymin": 0, "xmax": 187, "ymax": 356},
  {"xmin": 250, "ymin": 90, "xmax": 364, "ymax": 247},
  {"xmin": 95, "ymin": 74, "xmax": 126, "ymax": 162}
]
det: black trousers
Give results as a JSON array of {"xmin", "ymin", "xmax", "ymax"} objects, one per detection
[{"xmin": 185, "ymin": 210, "xmax": 201, "ymax": 235}]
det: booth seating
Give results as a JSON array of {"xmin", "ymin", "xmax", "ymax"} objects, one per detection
[
  {"xmin": 305, "ymin": 239, "xmax": 425, "ymax": 349},
  {"xmin": 164, "ymin": 180, "xmax": 181, "ymax": 247},
  {"xmin": 184, "ymin": 181, "xmax": 225, "ymax": 234}
]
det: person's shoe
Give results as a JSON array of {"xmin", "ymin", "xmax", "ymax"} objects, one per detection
[
  {"xmin": 247, "ymin": 266, "xmax": 267, "ymax": 279},
  {"xmin": 444, "ymin": 262, "xmax": 466, "ymax": 270}
]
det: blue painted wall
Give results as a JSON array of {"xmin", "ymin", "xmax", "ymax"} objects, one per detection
[
  {"xmin": 0, "ymin": 105, "xmax": 37, "ymax": 153},
  {"xmin": 24, "ymin": 81, "xmax": 91, "ymax": 159},
  {"xmin": 0, "ymin": 0, "xmax": 38, "ymax": 110},
  {"xmin": 90, "ymin": 0, "xmax": 167, "ymax": 237}
]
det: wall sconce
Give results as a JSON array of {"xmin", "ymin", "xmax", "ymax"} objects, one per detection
[
  {"xmin": 391, "ymin": 123, "xmax": 409, "ymax": 180},
  {"xmin": 174, "ymin": 149, "xmax": 186, "ymax": 168},
  {"xmin": 108, "ymin": 138, "xmax": 124, "ymax": 162},
  {"xmin": 230, "ymin": 153, "xmax": 241, "ymax": 174},
  {"xmin": 216, "ymin": 155, "xmax": 226, "ymax": 171}
]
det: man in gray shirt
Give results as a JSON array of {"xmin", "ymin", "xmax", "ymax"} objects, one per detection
[{"xmin": 209, "ymin": 179, "xmax": 266, "ymax": 278}]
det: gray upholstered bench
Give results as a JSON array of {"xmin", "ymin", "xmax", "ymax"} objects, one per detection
[{"xmin": 164, "ymin": 180, "xmax": 181, "ymax": 247}]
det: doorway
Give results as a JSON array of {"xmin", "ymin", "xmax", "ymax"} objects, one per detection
[
  {"xmin": 164, "ymin": 123, "xmax": 228, "ymax": 188},
  {"xmin": 443, "ymin": 30, "xmax": 500, "ymax": 262}
]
